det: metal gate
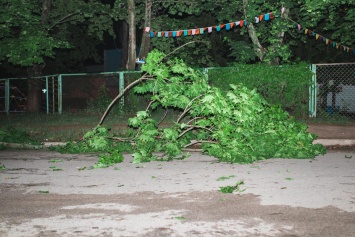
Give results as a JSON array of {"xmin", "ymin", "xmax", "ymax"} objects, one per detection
[{"xmin": 310, "ymin": 63, "xmax": 355, "ymax": 120}]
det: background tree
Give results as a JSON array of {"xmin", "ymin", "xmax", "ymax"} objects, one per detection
[{"xmin": 0, "ymin": 0, "xmax": 113, "ymax": 111}]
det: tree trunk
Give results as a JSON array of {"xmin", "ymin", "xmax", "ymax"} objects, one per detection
[
  {"xmin": 269, "ymin": 7, "xmax": 289, "ymax": 65},
  {"xmin": 121, "ymin": 20, "xmax": 129, "ymax": 69},
  {"xmin": 137, "ymin": 0, "xmax": 152, "ymax": 60},
  {"xmin": 242, "ymin": 0, "xmax": 266, "ymax": 62},
  {"xmin": 127, "ymin": 0, "xmax": 136, "ymax": 71},
  {"xmin": 26, "ymin": 0, "xmax": 52, "ymax": 113}
]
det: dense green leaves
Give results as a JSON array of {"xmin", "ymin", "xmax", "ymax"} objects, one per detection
[
  {"xmin": 113, "ymin": 50, "xmax": 325, "ymax": 163},
  {"xmin": 1, "ymin": 0, "xmax": 112, "ymax": 68}
]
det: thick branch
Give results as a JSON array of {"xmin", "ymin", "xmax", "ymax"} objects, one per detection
[
  {"xmin": 177, "ymin": 94, "xmax": 205, "ymax": 123},
  {"xmin": 183, "ymin": 139, "xmax": 217, "ymax": 148},
  {"xmin": 48, "ymin": 13, "xmax": 79, "ymax": 30},
  {"xmin": 98, "ymin": 75, "xmax": 152, "ymax": 126},
  {"xmin": 178, "ymin": 125, "xmax": 213, "ymax": 139}
]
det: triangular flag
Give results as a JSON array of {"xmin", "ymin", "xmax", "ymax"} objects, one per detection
[
  {"xmin": 200, "ymin": 28, "xmax": 204, "ymax": 34},
  {"xmin": 192, "ymin": 29, "xmax": 196, "ymax": 35},
  {"xmin": 240, "ymin": 20, "xmax": 244, "ymax": 27},
  {"xmin": 177, "ymin": 31, "xmax": 183, "ymax": 37},
  {"xmin": 244, "ymin": 20, "xmax": 247, "ymax": 26},
  {"xmin": 145, "ymin": 27, "xmax": 150, "ymax": 33},
  {"xmin": 230, "ymin": 22, "xmax": 235, "ymax": 28},
  {"xmin": 168, "ymin": 31, "xmax": 172, "ymax": 37},
  {"xmin": 270, "ymin": 12, "xmax": 275, "ymax": 19},
  {"xmin": 165, "ymin": 31, "xmax": 169, "ymax": 37},
  {"xmin": 196, "ymin": 29, "xmax": 200, "ymax": 35},
  {"xmin": 316, "ymin": 34, "xmax": 319, "ymax": 40},
  {"xmin": 216, "ymin": 25, "xmax": 221, "ymax": 31},
  {"xmin": 326, "ymin": 39, "xmax": 329, "ymax": 44},
  {"xmin": 304, "ymin": 29, "xmax": 308, "ymax": 34},
  {"xmin": 226, "ymin": 23, "xmax": 231, "ymax": 30},
  {"xmin": 183, "ymin": 30, "xmax": 188, "ymax": 36},
  {"xmin": 150, "ymin": 32, "xmax": 154, "ymax": 38},
  {"xmin": 255, "ymin": 17, "xmax": 259, "ymax": 23},
  {"xmin": 157, "ymin": 32, "xmax": 162, "ymax": 37},
  {"xmin": 259, "ymin": 14, "xmax": 264, "ymax": 22},
  {"xmin": 172, "ymin": 31, "xmax": 176, "ymax": 37},
  {"xmin": 264, "ymin": 13, "xmax": 270, "ymax": 21},
  {"xmin": 188, "ymin": 30, "xmax": 192, "ymax": 36},
  {"xmin": 332, "ymin": 42, "xmax": 336, "ymax": 47},
  {"xmin": 297, "ymin": 24, "xmax": 301, "ymax": 30},
  {"xmin": 208, "ymin": 27, "xmax": 212, "ymax": 33}
]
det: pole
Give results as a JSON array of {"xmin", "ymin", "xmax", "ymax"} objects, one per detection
[
  {"xmin": 5, "ymin": 79, "xmax": 9, "ymax": 115},
  {"xmin": 58, "ymin": 75, "xmax": 62, "ymax": 114}
]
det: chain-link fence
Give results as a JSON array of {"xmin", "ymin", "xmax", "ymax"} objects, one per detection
[
  {"xmin": 0, "ymin": 78, "xmax": 27, "ymax": 113},
  {"xmin": 2, "ymin": 64, "xmax": 355, "ymax": 122},
  {"xmin": 311, "ymin": 63, "xmax": 355, "ymax": 122}
]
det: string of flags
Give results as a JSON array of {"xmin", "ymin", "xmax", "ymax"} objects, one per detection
[
  {"xmin": 145, "ymin": 12, "xmax": 275, "ymax": 38},
  {"xmin": 145, "ymin": 8, "xmax": 354, "ymax": 55},
  {"xmin": 290, "ymin": 20, "xmax": 354, "ymax": 55}
]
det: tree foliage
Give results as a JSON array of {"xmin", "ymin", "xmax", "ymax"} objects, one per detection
[
  {"xmin": 75, "ymin": 49, "xmax": 325, "ymax": 164},
  {"xmin": 0, "ymin": 0, "xmax": 113, "ymax": 69}
]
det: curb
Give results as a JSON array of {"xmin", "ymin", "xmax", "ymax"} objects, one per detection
[{"xmin": 313, "ymin": 139, "xmax": 355, "ymax": 147}]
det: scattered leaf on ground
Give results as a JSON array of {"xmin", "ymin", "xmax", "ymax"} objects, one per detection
[{"xmin": 49, "ymin": 159, "xmax": 63, "ymax": 163}]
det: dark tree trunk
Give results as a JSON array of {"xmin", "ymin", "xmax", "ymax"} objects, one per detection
[
  {"xmin": 243, "ymin": 0, "xmax": 266, "ymax": 62},
  {"xmin": 26, "ymin": 65, "xmax": 45, "ymax": 113},
  {"xmin": 127, "ymin": 0, "xmax": 136, "ymax": 71},
  {"xmin": 137, "ymin": 0, "xmax": 152, "ymax": 60},
  {"xmin": 26, "ymin": 0, "xmax": 52, "ymax": 113},
  {"xmin": 121, "ymin": 21, "xmax": 129, "ymax": 69}
]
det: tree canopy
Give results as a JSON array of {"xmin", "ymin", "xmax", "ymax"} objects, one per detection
[{"xmin": 1, "ymin": 0, "xmax": 354, "ymax": 76}]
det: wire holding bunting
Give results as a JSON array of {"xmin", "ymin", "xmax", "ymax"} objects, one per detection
[
  {"xmin": 146, "ymin": 9, "xmax": 354, "ymax": 55},
  {"xmin": 284, "ymin": 15, "xmax": 354, "ymax": 55},
  {"xmin": 146, "ymin": 12, "xmax": 275, "ymax": 39}
]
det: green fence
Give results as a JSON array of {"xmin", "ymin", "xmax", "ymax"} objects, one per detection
[
  {"xmin": 311, "ymin": 63, "xmax": 355, "ymax": 122},
  {"xmin": 1, "ymin": 64, "xmax": 354, "ymax": 122}
]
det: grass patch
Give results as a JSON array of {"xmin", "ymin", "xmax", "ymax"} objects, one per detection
[
  {"xmin": 219, "ymin": 180, "xmax": 245, "ymax": 194},
  {"xmin": 216, "ymin": 175, "xmax": 236, "ymax": 181}
]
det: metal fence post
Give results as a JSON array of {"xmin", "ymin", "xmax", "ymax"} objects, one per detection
[
  {"xmin": 58, "ymin": 75, "xmax": 62, "ymax": 114},
  {"xmin": 309, "ymin": 64, "xmax": 317, "ymax": 117},
  {"xmin": 119, "ymin": 72, "xmax": 124, "ymax": 108},
  {"xmin": 45, "ymin": 76, "xmax": 49, "ymax": 114},
  {"xmin": 5, "ymin": 79, "xmax": 10, "ymax": 115}
]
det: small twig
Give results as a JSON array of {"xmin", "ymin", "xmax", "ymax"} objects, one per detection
[
  {"xmin": 98, "ymin": 75, "xmax": 152, "ymax": 126},
  {"xmin": 183, "ymin": 139, "xmax": 216, "ymax": 148},
  {"xmin": 178, "ymin": 125, "xmax": 212, "ymax": 138},
  {"xmin": 177, "ymin": 94, "xmax": 205, "ymax": 123},
  {"xmin": 158, "ymin": 109, "xmax": 169, "ymax": 125}
]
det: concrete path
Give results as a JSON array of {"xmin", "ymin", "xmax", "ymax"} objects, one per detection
[{"xmin": 0, "ymin": 150, "xmax": 354, "ymax": 236}]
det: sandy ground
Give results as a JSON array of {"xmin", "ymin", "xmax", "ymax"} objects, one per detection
[{"xmin": 0, "ymin": 149, "xmax": 354, "ymax": 237}]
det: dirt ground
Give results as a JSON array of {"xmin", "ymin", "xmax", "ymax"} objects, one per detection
[
  {"xmin": 0, "ymin": 147, "xmax": 354, "ymax": 237},
  {"xmin": 307, "ymin": 124, "xmax": 355, "ymax": 139}
]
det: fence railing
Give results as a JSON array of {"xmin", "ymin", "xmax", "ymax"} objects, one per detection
[
  {"xmin": 310, "ymin": 63, "xmax": 355, "ymax": 121},
  {"xmin": 1, "ymin": 64, "xmax": 355, "ymax": 122}
]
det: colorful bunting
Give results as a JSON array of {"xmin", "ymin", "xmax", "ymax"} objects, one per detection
[
  {"xmin": 148, "ymin": 12, "xmax": 275, "ymax": 39},
  {"xmin": 146, "ymin": 9, "xmax": 353, "ymax": 55},
  {"xmin": 300, "ymin": 26, "xmax": 353, "ymax": 54}
]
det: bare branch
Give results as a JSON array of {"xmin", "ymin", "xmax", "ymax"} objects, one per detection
[
  {"xmin": 177, "ymin": 94, "xmax": 205, "ymax": 123},
  {"xmin": 183, "ymin": 139, "xmax": 216, "ymax": 148},
  {"xmin": 98, "ymin": 74, "xmax": 152, "ymax": 126},
  {"xmin": 48, "ymin": 13, "xmax": 79, "ymax": 30}
]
